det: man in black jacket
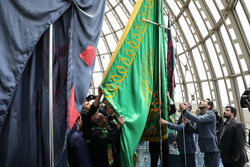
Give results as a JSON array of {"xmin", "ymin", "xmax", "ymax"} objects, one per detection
[
  {"xmin": 90, "ymin": 112, "xmax": 125, "ymax": 167},
  {"xmin": 218, "ymin": 106, "xmax": 248, "ymax": 167}
]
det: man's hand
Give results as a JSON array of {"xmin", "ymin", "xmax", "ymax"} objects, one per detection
[
  {"xmin": 182, "ymin": 116, "xmax": 188, "ymax": 124},
  {"xmin": 117, "ymin": 115, "xmax": 125, "ymax": 129},
  {"xmin": 159, "ymin": 118, "xmax": 169, "ymax": 125},
  {"xmin": 179, "ymin": 103, "xmax": 187, "ymax": 112},
  {"xmin": 117, "ymin": 115, "xmax": 125, "ymax": 124}
]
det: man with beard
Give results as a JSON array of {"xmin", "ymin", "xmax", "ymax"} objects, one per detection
[
  {"xmin": 218, "ymin": 106, "xmax": 248, "ymax": 167},
  {"xmin": 90, "ymin": 112, "xmax": 125, "ymax": 167},
  {"xmin": 181, "ymin": 99, "xmax": 220, "ymax": 167}
]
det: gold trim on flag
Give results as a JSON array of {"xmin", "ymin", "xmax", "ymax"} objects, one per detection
[{"xmin": 101, "ymin": 0, "xmax": 144, "ymax": 83}]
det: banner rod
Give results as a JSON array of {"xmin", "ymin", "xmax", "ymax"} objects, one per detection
[
  {"xmin": 49, "ymin": 24, "xmax": 54, "ymax": 167},
  {"xmin": 158, "ymin": 0, "xmax": 163, "ymax": 166},
  {"xmin": 140, "ymin": 18, "xmax": 170, "ymax": 30}
]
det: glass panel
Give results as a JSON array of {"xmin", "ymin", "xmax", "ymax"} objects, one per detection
[
  {"xmin": 108, "ymin": 0, "xmax": 118, "ymax": 6},
  {"xmin": 237, "ymin": 76, "xmax": 245, "ymax": 96},
  {"xmin": 102, "ymin": 19, "xmax": 112, "ymax": 34},
  {"xmin": 218, "ymin": 80, "xmax": 229, "ymax": 107},
  {"xmin": 93, "ymin": 73, "xmax": 103, "ymax": 88},
  {"xmin": 205, "ymin": 38, "xmax": 223, "ymax": 77},
  {"xmin": 167, "ymin": 0, "xmax": 180, "ymax": 16},
  {"xmin": 215, "ymin": 0, "xmax": 225, "ymax": 10},
  {"xmin": 176, "ymin": 41, "xmax": 184, "ymax": 54},
  {"xmin": 106, "ymin": 12, "xmax": 121, "ymax": 31},
  {"xmin": 192, "ymin": 48, "xmax": 207, "ymax": 80},
  {"xmin": 97, "ymin": 38, "xmax": 108, "ymax": 54},
  {"xmin": 115, "ymin": 5, "xmax": 128, "ymax": 25},
  {"xmin": 245, "ymin": 75, "xmax": 250, "ymax": 87},
  {"xmin": 123, "ymin": 0, "xmax": 133, "ymax": 14},
  {"xmin": 100, "ymin": 54, "xmax": 111, "ymax": 71},
  {"xmin": 189, "ymin": 1, "xmax": 208, "ymax": 38},
  {"xmin": 116, "ymin": 30, "xmax": 123, "ymax": 41},
  {"xmin": 179, "ymin": 16, "xmax": 196, "ymax": 47},
  {"xmin": 220, "ymin": 25, "xmax": 240, "ymax": 74},
  {"xmin": 243, "ymin": 0, "xmax": 250, "ymax": 13},
  {"xmin": 105, "ymin": 34, "xmax": 117, "ymax": 52},
  {"xmin": 174, "ymin": 84, "xmax": 183, "ymax": 103},
  {"xmin": 187, "ymin": 83, "xmax": 195, "ymax": 102},
  {"xmin": 204, "ymin": 0, "xmax": 220, "ymax": 23},
  {"xmin": 94, "ymin": 58, "xmax": 101, "ymax": 71},
  {"xmin": 201, "ymin": 82, "xmax": 211, "ymax": 100},
  {"xmin": 235, "ymin": 1, "xmax": 250, "ymax": 47}
]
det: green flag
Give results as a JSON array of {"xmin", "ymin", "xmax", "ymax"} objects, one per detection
[{"xmin": 100, "ymin": 0, "xmax": 168, "ymax": 166}]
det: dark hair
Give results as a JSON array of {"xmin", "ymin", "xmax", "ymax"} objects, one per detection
[
  {"xmin": 86, "ymin": 95, "xmax": 96, "ymax": 102},
  {"xmin": 206, "ymin": 98, "xmax": 214, "ymax": 109},
  {"xmin": 225, "ymin": 106, "xmax": 237, "ymax": 117},
  {"xmin": 91, "ymin": 113, "xmax": 101, "ymax": 127}
]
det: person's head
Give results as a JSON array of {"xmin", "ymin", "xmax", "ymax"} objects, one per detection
[
  {"xmin": 82, "ymin": 95, "xmax": 96, "ymax": 111},
  {"xmin": 224, "ymin": 106, "xmax": 237, "ymax": 120},
  {"xmin": 83, "ymin": 100, "xmax": 91, "ymax": 111},
  {"xmin": 198, "ymin": 100, "xmax": 210, "ymax": 114},
  {"xmin": 76, "ymin": 114, "xmax": 83, "ymax": 130},
  {"xmin": 206, "ymin": 98, "xmax": 214, "ymax": 110},
  {"xmin": 181, "ymin": 102, "xmax": 192, "ymax": 111},
  {"xmin": 103, "ymin": 99, "xmax": 115, "ymax": 116},
  {"xmin": 91, "ymin": 112, "xmax": 108, "ymax": 127}
]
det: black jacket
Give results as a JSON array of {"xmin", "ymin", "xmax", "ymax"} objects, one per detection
[
  {"xmin": 218, "ymin": 118, "xmax": 248, "ymax": 164},
  {"xmin": 90, "ymin": 125, "xmax": 120, "ymax": 167}
]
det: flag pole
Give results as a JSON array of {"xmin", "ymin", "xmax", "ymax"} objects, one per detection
[
  {"xmin": 158, "ymin": 0, "xmax": 163, "ymax": 166},
  {"xmin": 49, "ymin": 24, "xmax": 54, "ymax": 167}
]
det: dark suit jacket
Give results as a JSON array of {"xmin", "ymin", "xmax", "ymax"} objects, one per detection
[{"xmin": 218, "ymin": 118, "xmax": 248, "ymax": 164}]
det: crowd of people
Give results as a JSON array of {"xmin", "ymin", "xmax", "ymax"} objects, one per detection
[
  {"xmin": 66, "ymin": 88, "xmax": 249, "ymax": 167},
  {"xmin": 67, "ymin": 88, "xmax": 125, "ymax": 167}
]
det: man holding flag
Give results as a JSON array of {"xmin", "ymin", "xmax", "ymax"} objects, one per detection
[{"xmin": 100, "ymin": 0, "xmax": 169, "ymax": 166}]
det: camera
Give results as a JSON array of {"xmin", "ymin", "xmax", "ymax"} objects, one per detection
[{"xmin": 240, "ymin": 87, "xmax": 250, "ymax": 108}]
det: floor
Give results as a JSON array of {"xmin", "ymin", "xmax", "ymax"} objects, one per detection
[{"xmin": 135, "ymin": 139, "xmax": 250, "ymax": 167}]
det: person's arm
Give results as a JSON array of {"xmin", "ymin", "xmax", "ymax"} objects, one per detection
[
  {"xmin": 166, "ymin": 91, "xmax": 176, "ymax": 115},
  {"xmin": 159, "ymin": 118, "xmax": 185, "ymax": 132},
  {"xmin": 168, "ymin": 122, "xmax": 185, "ymax": 132},
  {"xmin": 88, "ymin": 87, "xmax": 103, "ymax": 117},
  {"xmin": 93, "ymin": 87, "xmax": 102, "ymax": 108},
  {"xmin": 183, "ymin": 110, "xmax": 216, "ymax": 123}
]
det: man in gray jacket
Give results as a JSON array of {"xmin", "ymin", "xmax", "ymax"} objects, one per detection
[{"xmin": 181, "ymin": 100, "xmax": 220, "ymax": 167}]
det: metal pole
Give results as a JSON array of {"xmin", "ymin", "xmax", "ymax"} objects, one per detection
[
  {"xmin": 158, "ymin": 0, "xmax": 163, "ymax": 167},
  {"xmin": 140, "ymin": 18, "xmax": 170, "ymax": 30},
  {"xmin": 49, "ymin": 24, "xmax": 54, "ymax": 167}
]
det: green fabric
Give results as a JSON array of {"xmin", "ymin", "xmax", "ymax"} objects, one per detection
[{"xmin": 100, "ymin": 0, "xmax": 167, "ymax": 166}]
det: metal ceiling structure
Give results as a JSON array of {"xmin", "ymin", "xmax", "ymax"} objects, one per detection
[{"xmin": 90, "ymin": 0, "xmax": 249, "ymax": 127}]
